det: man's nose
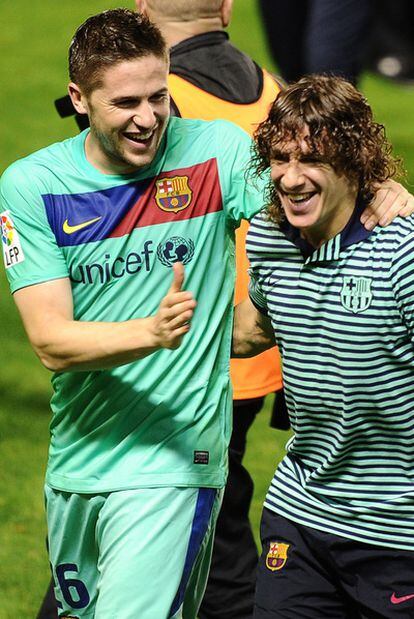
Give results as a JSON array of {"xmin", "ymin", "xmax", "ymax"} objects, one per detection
[
  {"xmin": 280, "ymin": 161, "xmax": 305, "ymax": 190},
  {"xmin": 133, "ymin": 102, "xmax": 156, "ymax": 128}
]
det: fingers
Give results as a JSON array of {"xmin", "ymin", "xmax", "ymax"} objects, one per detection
[
  {"xmin": 160, "ymin": 299, "xmax": 196, "ymax": 324},
  {"xmin": 156, "ymin": 264, "xmax": 197, "ymax": 349},
  {"xmin": 376, "ymin": 186, "xmax": 410, "ymax": 227},
  {"xmin": 359, "ymin": 204, "xmax": 376, "ymax": 231},
  {"xmin": 168, "ymin": 261, "xmax": 185, "ymax": 294},
  {"xmin": 164, "ymin": 325, "xmax": 192, "ymax": 350},
  {"xmin": 163, "ymin": 263, "xmax": 193, "ymax": 310},
  {"xmin": 398, "ymin": 203, "xmax": 414, "ymax": 219},
  {"xmin": 164, "ymin": 307, "xmax": 195, "ymax": 347},
  {"xmin": 398, "ymin": 191, "xmax": 414, "ymax": 218},
  {"xmin": 361, "ymin": 181, "xmax": 413, "ymax": 229},
  {"xmin": 157, "ymin": 300, "xmax": 196, "ymax": 349}
]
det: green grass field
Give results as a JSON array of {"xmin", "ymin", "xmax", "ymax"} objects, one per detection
[{"xmin": 1, "ymin": 1, "xmax": 414, "ymax": 616}]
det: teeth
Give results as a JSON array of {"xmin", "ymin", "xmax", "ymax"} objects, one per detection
[
  {"xmin": 289, "ymin": 192, "xmax": 315, "ymax": 202},
  {"xmin": 124, "ymin": 131, "xmax": 154, "ymax": 142}
]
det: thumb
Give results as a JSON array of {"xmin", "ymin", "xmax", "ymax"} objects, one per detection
[{"xmin": 169, "ymin": 261, "xmax": 185, "ymax": 293}]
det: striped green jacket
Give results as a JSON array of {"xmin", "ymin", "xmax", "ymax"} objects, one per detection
[{"xmin": 247, "ymin": 206, "xmax": 414, "ymax": 550}]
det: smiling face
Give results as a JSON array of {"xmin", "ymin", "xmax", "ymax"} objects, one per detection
[
  {"xmin": 270, "ymin": 131, "xmax": 359, "ymax": 247},
  {"xmin": 70, "ymin": 54, "xmax": 170, "ymax": 175}
]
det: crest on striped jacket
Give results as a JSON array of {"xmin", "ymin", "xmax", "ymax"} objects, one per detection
[{"xmin": 341, "ymin": 276, "xmax": 373, "ymax": 313}]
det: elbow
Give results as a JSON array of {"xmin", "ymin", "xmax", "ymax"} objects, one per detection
[
  {"xmin": 232, "ymin": 329, "xmax": 274, "ymax": 358},
  {"xmin": 232, "ymin": 344, "xmax": 258, "ymax": 359},
  {"xmin": 36, "ymin": 350, "xmax": 69, "ymax": 372},
  {"xmin": 231, "ymin": 331, "xmax": 253, "ymax": 358},
  {"xmin": 33, "ymin": 341, "xmax": 72, "ymax": 373}
]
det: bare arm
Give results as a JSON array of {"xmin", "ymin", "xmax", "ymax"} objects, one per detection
[
  {"xmin": 232, "ymin": 297, "xmax": 275, "ymax": 358},
  {"xmin": 361, "ymin": 179, "xmax": 414, "ymax": 230},
  {"xmin": 13, "ymin": 262, "xmax": 196, "ymax": 372}
]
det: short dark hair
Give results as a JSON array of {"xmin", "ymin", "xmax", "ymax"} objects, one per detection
[
  {"xmin": 252, "ymin": 74, "xmax": 403, "ymax": 222},
  {"xmin": 69, "ymin": 8, "xmax": 168, "ymax": 95}
]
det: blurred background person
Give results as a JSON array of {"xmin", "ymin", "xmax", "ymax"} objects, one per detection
[
  {"xmin": 366, "ymin": 0, "xmax": 414, "ymax": 83},
  {"xmin": 258, "ymin": 0, "xmax": 373, "ymax": 84}
]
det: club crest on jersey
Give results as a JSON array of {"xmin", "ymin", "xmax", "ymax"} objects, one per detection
[
  {"xmin": 155, "ymin": 175, "xmax": 192, "ymax": 213},
  {"xmin": 340, "ymin": 276, "xmax": 373, "ymax": 313},
  {"xmin": 266, "ymin": 542, "xmax": 290, "ymax": 572},
  {"xmin": 1, "ymin": 210, "xmax": 25, "ymax": 269}
]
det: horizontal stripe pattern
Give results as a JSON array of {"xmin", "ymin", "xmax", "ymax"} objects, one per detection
[{"xmin": 247, "ymin": 211, "xmax": 414, "ymax": 550}]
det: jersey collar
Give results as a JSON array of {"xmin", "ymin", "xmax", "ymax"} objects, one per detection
[{"xmin": 279, "ymin": 200, "xmax": 373, "ymax": 264}]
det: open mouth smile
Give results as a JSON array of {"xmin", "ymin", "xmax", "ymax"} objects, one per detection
[
  {"xmin": 123, "ymin": 129, "xmax": 156, "ymax": 145},
  {"xmin": 285, "ymin": 191, "xmax": 317, "ymax": 204}
]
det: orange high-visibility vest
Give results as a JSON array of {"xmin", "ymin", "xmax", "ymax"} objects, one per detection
[{"xmin": 168, "ymin": 70, "xmax": 283, "ymax": 399}]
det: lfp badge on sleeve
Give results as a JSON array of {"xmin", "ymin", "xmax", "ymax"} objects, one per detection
[{"xmin": 1, "ymin": 211, "xmax": 25, "ymax": 269}]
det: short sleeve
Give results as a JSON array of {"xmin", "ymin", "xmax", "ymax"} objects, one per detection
[
  {"xmin": 1, "ymin": 161, "xmax": 69, "ymax": 293},
  {"xmin": 248, "ymin": 267, "xmax": 268, "ymax": 316},
  {"xmin": 214, "ymin": 120, "xmax": 266, "ymax": 227},
  {"xmin": 390, "ymin": 231, "xmax": 414, "ymax": 340}
]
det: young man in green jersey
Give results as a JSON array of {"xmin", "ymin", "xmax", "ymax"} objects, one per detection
[
  {"xmin": 1, "ymin": 9, "xmax": 264, "ymax": 618},
  {"xmin": 49, "ymin": 3, "xmax": 285, "ymax": 619},
  {"xmin": 233, "ymin": 75, "xmax": 414, "ymax": 618}
]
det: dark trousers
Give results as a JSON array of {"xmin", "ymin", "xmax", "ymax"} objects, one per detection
[
  {"xmin": 255, "ymin": 509, "xmax": 414, "ymax": 619},
  {"xmin": 258, "ymin": 0, "xmax": 373, "ymax": 84}
]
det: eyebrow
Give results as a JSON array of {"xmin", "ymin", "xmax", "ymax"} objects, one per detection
[
  {"xmin": 271, "ymin": 149, "xmax": 290, "ymax": 160},
  {"xmin": 271, "ymin": 149, "xmax": 327, "ymax": 163},
  {"xmin": 110, "ymin": 88, "xmax": 169, "ymax": 105}
]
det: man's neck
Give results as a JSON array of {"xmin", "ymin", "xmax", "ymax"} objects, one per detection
[
  {"xmin": 300, "ymin": 201, "xmax": 357, "ymax": 249},
  {"xmin": 152, "ymin": 16, "xmax": 224, "ymax": 48}
]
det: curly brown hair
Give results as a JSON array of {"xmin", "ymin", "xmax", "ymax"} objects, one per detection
[
  {"xmin": 69, "ymin": 9, "xmax": 167, "ymax": 96},
  {"xmin": 252, "ymin": 74, "xmax": 403, "ymax": 222}
]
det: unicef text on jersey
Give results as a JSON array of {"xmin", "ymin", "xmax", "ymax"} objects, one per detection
[{"xmin": 69, "ymin": 237, "xmax": 195, "ymax": 285}]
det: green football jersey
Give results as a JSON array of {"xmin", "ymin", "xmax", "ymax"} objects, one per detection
[{"xmin": 1, "ymin": 117, "xmax": 264, "ymax": 492}]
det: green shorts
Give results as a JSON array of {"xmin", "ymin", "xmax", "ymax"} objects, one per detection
[{"xmin": 45, "ymin": 485, "xmax": 222, "ymax": 619}]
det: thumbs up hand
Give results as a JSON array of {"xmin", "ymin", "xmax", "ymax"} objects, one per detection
[
  {"xmin": 168, "ymin": 261, "xmax": 186, "ymax": 294},
  {"xmin": 153, "ymin": 263, "xmax": 197, "ymax": 350}
]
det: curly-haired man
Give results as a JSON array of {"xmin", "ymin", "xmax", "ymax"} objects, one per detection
[{"xmin": 233, "ymin": 75, "xmax": 414, "ymax": 618}]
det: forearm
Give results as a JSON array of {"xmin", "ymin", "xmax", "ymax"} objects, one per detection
[
  {"xmin": 32, "ymin": 316, "xmax": 162, "ymax": 372},
  {"xmin": 14, "ymin": 265, "xmax": 195, "ymax": 373},
  {"xmin": 232, "ymin": 298, "xmax": 275, "ymax": 358}
]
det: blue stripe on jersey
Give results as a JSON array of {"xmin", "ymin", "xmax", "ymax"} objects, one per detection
[
  {"xmin": 169, "ymin": 488, "xmax": 216, "ymax": 617},
  {"xmin": 42, "ymin": 179, "xmax": 152, "ymax": 247}
]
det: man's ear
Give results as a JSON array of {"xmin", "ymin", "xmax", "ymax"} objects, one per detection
[
  {"xmin": 221, "ymin": 0, "xmax": 233, "ymax": 27},
  {"xmin": 135, "ymin": 0, "xmax": 148, "ymax": 14},
  {"xmin": 68, "ymin": 82, "xmax": 89, "ymax": 115}
]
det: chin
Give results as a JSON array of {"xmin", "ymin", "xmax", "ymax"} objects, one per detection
[
  {"xmin": 118, "ymin": 152, "xmax": 153, "ymax": 172},
  {"xmin": 284, "ymin": 208, "xmax": 318, "ymax": 226},
  {"xmin": 129, "ymin": 145, "xmax": 158, "ymax": 166}
]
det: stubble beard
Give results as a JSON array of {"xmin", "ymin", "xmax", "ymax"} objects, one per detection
[{"xmin": 91, "ymin": 123, "xmax": 138, "ymax": 173}]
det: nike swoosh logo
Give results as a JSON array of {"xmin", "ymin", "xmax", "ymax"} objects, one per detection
[
  {"xmin": 391, "ymin": 592, "xmax": 414, "ymax": 605},
  {"xmin": 63, "ymin": 216, "xmax": 102, "ymax": 234}
]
